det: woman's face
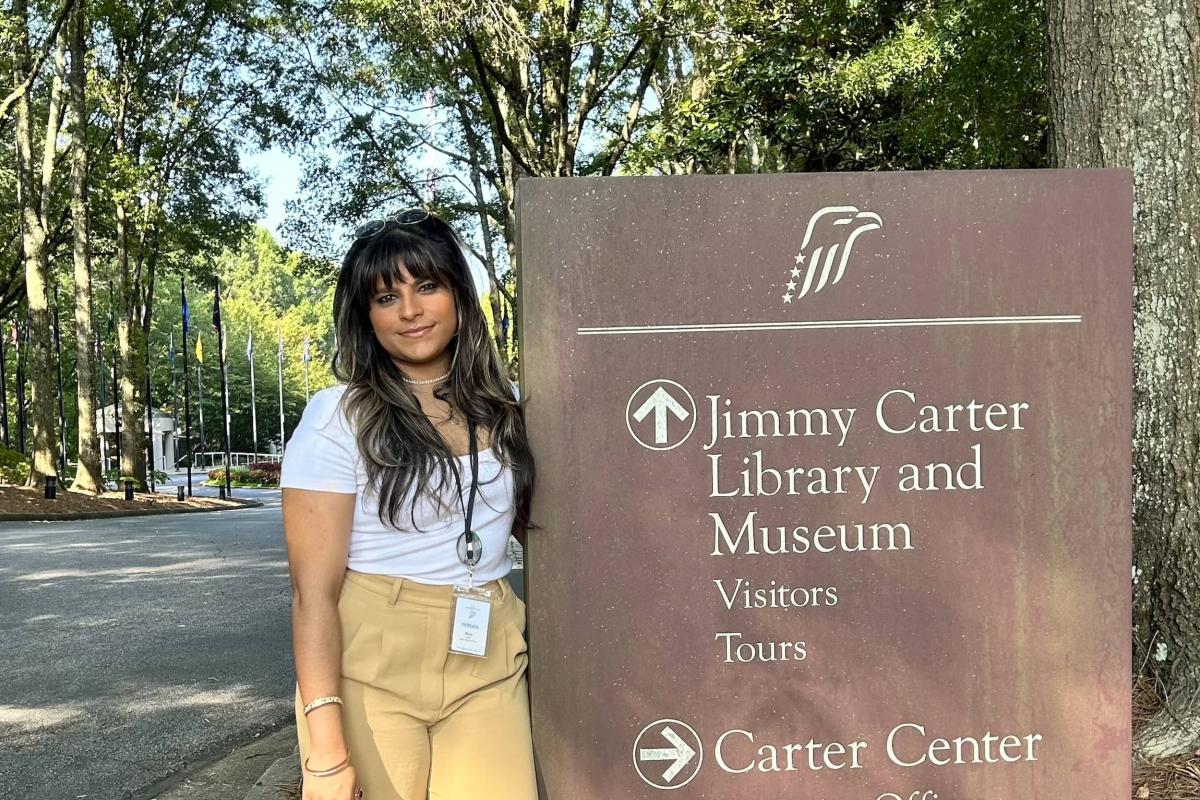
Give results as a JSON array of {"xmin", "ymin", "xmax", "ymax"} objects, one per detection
[{"xmin": 367, "ymin": 266, "xmax": 458, "ymax": 375}]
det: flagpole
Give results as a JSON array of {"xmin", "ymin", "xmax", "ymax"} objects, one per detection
[
  {"xmin": 145, "ymin": 336, "xmax": 155, "ymax": 492},
  {"xmin": 96, "ymin": 329, "xmax": 106, "ymax": 474},
  {"xmin": 303, "ymin": 336, "xmax": 310, "ymax": 402},
  {"xmin": 277, "ymin": 327, "xmax": 285, "ymax": 457},
  {"xmin": 53, "ymin": 286, "xmax": 66, "ymax": 472},
  {"xmin": 214, "ymin": 280, "xmax": 233, "ymax": 499},
  {"xmin": 196, "ymin": 363, "xmax": 205, "ymax": 465},
  {"xmin": 109, "ymin": 288, "xmax": 120, "ymax": 469},
  {"xmin": 169, "ymin": 332, "xmax": 178, "ymax": 435},
  {"xmin": 16, "ymin": 315, "xmax": 26, "ymax": 454},
  {"xmin": 247, "ymin": 327, "xmax": 258, "ymax": 462},
  {"xmin": 181, "ymin": 278, "xmax": 193, "ymax": 496},
  {"xmin": 1, "ymin": 320, "xmax": 9, "ymax": 449}
]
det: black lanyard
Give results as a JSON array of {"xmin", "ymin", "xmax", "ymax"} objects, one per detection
[{"xmin": 454, "ymin": 421, "xmax": 481, "ymax": 569}]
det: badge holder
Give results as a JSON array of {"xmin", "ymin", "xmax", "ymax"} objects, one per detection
[
  {"xmin": 450, "ymin": 531, "xmax": 493, "ymax": 657},
  {"xmin": 449, "ymin": 423, "xmax": 493, "ymax": 658}
]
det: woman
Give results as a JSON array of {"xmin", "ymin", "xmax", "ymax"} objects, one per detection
[{"xmin": 280, "ymin": 209, "xmax": 535, "ymax": 800}]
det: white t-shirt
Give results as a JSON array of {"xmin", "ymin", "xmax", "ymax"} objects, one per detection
[{"xmin": 280, "ymin": 385, "xmax": 515, "ymax": 584}]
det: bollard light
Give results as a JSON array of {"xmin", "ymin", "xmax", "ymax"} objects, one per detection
[
  {"xmin": 124, "ymin": 479, "xmax": 134, "ymax": 501},
  {"xmin": 219, "ymin": 485, "xmax": 226, "ymax": 501},
  {"xmin": 176, "ymin": 486, "xmax": 185, "ymax": 502},
  {"xmin": 44, "ymin": 475, "xmax": 56, "ymax": 499}
]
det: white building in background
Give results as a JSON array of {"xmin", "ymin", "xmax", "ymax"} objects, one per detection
[{"xmin": 95, "ymin": 404, "xmax": 177, "ymax": 472}]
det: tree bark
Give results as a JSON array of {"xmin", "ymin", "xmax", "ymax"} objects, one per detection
[
  {"xmin": 13, "ymin": 1, "xmax": 64, "ymax": 485},
  {"xmin": 67, "ymin": 0, "xmax": 102, "ymax": 494},
  {"xmin": 111, "ymin": 61, "xmax": 148, "ymax": 491},
  {"xmin": 1048, "ymin": 0, "xmax": 1200, "ymax": 758}
]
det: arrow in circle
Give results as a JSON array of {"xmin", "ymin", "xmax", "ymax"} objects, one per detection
[
  {"xmin": 632, "ymin": 386, "xmax": 690, "ymax": 445},
  {"xmin": 639, "ymin": 725, "xmax": 697, "ymax": 782}
]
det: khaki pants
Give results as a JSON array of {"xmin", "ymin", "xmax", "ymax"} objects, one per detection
[{"xmin": 296, "ymin": 570, "xmax": 536, "ymax": 799}]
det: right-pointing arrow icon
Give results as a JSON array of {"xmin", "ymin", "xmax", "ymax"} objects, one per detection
[
  {"xmin": 639, "ymin": 726, "xmax": 697, "ymax": 782},
  {"xmin": 632, "ymin": 387, "xmax": 690, "ymax": 445}
]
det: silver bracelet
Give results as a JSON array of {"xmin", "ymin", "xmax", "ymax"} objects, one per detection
[{"xmin": 302, "ymin": 695, "xmax": 344, "ymax": 716}]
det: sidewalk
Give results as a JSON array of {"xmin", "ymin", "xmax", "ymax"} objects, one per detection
[{"xmin": 152, "ymin": 725, "xmax": 300, "ymax": 800}]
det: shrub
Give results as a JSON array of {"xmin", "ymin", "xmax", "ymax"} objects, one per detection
[
  {"xmin": 245, "ymin": 468, "xmax": 280, "ymax": 487},
  {"xmin": 207, "ymin": 466, "xmax": 250, "ymax": 483},
  {"xmin": 209, "ymin": 465, "xmax": 279, "ymax": 487},
  {"xmin": 0, "ymin": 446, "xmax": 30, "ymax": 485},
  {"xmin": 248, "ymin": 461, "xmax": 281, "ymax": 477}
]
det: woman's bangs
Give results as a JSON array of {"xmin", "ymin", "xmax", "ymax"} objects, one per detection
[{"xmin": 355, "ymin": 233, "xmax": 453, "ymax": 307}]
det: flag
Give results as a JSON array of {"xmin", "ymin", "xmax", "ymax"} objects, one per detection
[
  {"xmin": 302, "ymin": 337, "xmax": 310, "ymax": 364},
  {"xmin": 195, "ymin": 334, "xmax": 204, "ymax": 363},
  {"xmin": 501, "ymin": 307, "xmax": 510, "ymax": 341},
  {"xmin": 181, "ymin": 284, "xmax": 190, "ymax": 334},
  {"xmin": 245, "ymin": 327, "xmax": 253, "ymax": 360}
]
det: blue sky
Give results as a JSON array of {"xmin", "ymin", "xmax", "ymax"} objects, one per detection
[{"xmin": 242, "ymin": 146, "xmax": 300, "ymax": 240}]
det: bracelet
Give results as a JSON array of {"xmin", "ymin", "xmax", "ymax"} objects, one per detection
[
  {"xmin": 302, "ymin": 695, "xmax": 343, "ymax": 716},
  {"xmin": 304, "ymin": 754, "xmax": 351, "ymax": 777}
]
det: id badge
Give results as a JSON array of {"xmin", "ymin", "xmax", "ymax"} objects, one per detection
[{"xmin": 449, "ymin": 584, "xmax": 495, "ymax": 658}]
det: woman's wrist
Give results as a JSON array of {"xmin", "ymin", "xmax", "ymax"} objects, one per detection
[{"xmin": 307, "ymin": 738, "xmax": 349, "ymax": 765}]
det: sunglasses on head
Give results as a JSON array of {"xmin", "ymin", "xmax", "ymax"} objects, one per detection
[{"xmin": 353, "ymin": 208, "xmax": 432, "ymax": 240}]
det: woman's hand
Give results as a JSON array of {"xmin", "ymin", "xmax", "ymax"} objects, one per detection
[{"xmin": 301, "ymin": 763, "xmax": 360, "ymax": 800}]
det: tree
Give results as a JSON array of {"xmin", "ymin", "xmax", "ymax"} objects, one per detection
[
  {"xmin": 81, "ymin": 0, "xmax": 317, "ymax": 488},
  {"xmin": 11, "ymin": 0, "xmax": 67, "ymax": 484},
  {"xmin": 281, "ymin": 0, "xmax": 676, "ymax": 361},
  {"xmin": 1047, "ymin": 0, "xmax": 1200, "ymax": 758},
  {"xmin": 625, "ymin": 0, "xmax": 1047, "ymax": 175},
  {"xmin": 67, "ymin": 0, "xmax": 101, "ymax": 493}
]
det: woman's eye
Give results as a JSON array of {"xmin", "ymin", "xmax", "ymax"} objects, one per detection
[
  {"xmin": 376, "ymin": 294, "xmax": 395, "ymax": 304},
  {"xmin": 418, "ymin": 282, "xmax": 438, "ymax": 293}
]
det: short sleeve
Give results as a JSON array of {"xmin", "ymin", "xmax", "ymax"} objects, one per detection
[{"xmin": 280, "ymin": 387, "xmax": 358, "ymax": 493}]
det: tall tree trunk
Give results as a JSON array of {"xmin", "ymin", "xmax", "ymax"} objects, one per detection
[
  {"xmin": 111, "ymin": 73, "xmax": 147, "ymax": 491},
  {"xmin": 1048, "ymin": 0, "xmax": 1200, "ymax": 758},
  {"xmin": 115, "ymin": 208, "xmax": 148, "ymax": 490},
  {"xmin": 67, "ymin": 0, "xmax": 101, "ymax": 494},
  {"xmin": 13, "ymin": 1, "xmax": 64, "ymax": 485}
]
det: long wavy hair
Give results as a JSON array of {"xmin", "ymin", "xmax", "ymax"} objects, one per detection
[{"xmin": 331, "ymin": 213, "xmax": 533, "ymax": 532}]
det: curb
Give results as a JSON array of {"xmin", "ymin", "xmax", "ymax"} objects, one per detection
[
  {"xmin": 148, "ymin": 724, "xmax": 298, "ymax": 800},
  {"xmin": 244, "ymin": 742, "xmax": 302, "ymax": 800},
  {"xmin": 0, "ymin": 498, "xmax": 263, "ymax": 522}
]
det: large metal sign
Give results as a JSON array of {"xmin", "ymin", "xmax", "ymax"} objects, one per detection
[{"xmin": 519, "ymin": 171, "xmax": 1131, "ymax": 800}]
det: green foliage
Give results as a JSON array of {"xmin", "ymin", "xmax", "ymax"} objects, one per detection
[
  {"xmin": 0, "ymin": 446, "xmax": 31, "ymax": 485},
  {"xmin": 626, "ymin": 0, "xmax": 1047, "ymax": 173}
]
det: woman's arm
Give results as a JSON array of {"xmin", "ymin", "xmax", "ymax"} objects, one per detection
[{"xmin": 283, "ymin": 487, "xmax": 356, "ymax": 765}]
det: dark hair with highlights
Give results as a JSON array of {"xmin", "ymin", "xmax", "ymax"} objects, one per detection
[{"xmin": 331, "ymin": 213, "xmax": 533, "ymax": 532}]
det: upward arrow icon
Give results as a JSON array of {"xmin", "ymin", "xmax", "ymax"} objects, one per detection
[{"xmin": 632, "ymin": 386, "xmax": 690, "ymax": 445}]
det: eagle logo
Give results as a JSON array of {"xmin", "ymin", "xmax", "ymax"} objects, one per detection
[{"xmin": 781, "ymin": 206, "xmax": 883, "ymax": 303}]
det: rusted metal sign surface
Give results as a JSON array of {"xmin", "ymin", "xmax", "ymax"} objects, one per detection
[{"xmin": 519, "ymin": 171, "xmax": 1131, "ymax": 800}]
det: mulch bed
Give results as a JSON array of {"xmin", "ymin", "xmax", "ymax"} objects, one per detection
[
  {"xmin": 0, "ymin": 483, "xmax": 257, "ymax": 520},
  {"xmin": 1133, "ymin": 676, "xmax": 1200, "ymax": 799}
]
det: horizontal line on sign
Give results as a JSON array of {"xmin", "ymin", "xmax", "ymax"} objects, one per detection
[{"xmin": 577, "ymin": 315, "xmax": 1083, "ymax": 335}]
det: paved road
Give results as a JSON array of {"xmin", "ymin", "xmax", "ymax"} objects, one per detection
[
  {"xmin": 0, "ymin": 494, "xmax": 294, "ymax": 799},
  {"xmin": 0, "ymin": 486, "xmax": 525, "ymax": 799}
]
